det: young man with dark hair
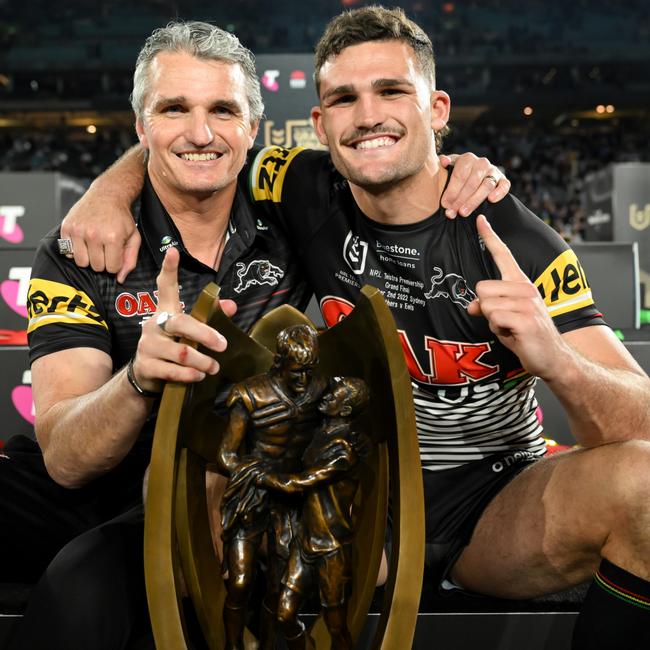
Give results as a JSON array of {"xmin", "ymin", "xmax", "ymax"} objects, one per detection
[{"xmin": 291, "ymin": 7, "xmax": 648, "ymax": 650}]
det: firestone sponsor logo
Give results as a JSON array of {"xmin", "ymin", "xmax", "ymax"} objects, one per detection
[{"xmin": 375, "ymin": 240, "xmax": 419, "ymax": 258}]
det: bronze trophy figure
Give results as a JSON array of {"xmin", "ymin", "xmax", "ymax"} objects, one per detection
[
  {"xmin": 143, "ymin": 283, "xmax": 424, "ymax": 650},
  {"xmin": 256, "ymin": 377, "xmax": 372, "ymax": 650},
  {"xmin": 217, "ymin": 324, "xmax": 328, "ymax": 650}
]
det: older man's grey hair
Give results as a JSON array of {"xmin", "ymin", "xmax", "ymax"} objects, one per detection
[{"xmin": 131, "ymin": 21, "xmax": 264, "ymax": 123}]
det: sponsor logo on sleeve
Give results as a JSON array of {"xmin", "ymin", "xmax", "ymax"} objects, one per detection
[
  {"xmin": 534, "ymin": 249, "xmax": 594, "ymax": 317},
  {"xmin": 27, "ymin": 278, "xmax": 107, "ymax": 332},
  {"xmin": 250, "ymin": 146, "xmax": 304, "ymax": 203}
]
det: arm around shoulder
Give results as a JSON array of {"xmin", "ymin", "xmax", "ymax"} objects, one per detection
[{"xmin": 60, "ymin": 145, "xmax": 147, "ymax": 279}]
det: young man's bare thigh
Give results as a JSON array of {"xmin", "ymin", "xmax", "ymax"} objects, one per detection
[{"xmin": 451, "ymin": 440, "xmax": 650, "ymax": 599}]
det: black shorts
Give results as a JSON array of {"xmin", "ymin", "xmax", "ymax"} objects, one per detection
[
  {"xmin": 422, "ymin": 450, "xmax": 539, "ymax": 591},
  {"xmin": 0, "ymin": 434, "xmax": 149, "ymax": 582}
]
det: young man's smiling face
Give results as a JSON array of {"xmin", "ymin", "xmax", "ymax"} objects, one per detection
[
  {"xmin": 136, "ymin": 51, "xmax": 259, "ymax": 203},
  {"xmin": 312, "ymin": 40, "xmax": 449, "ymax": 192}
]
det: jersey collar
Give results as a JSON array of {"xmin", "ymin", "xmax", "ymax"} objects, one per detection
[{"xmin": 138, "ymin": 174, "xmax": 258, "ymax": 277}]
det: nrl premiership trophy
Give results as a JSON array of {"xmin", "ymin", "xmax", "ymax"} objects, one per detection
[{"xmin": 143, "ymin": 283, "xmax": 424, "ymax": 650}]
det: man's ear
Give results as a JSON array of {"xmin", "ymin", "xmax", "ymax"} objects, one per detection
[
  {"xmin": 135, "ymin": 118, "xmax": 149, "ymax": 149},
  {"xmin": 430, "ymin": 90, "xmax": 451, "ymax": 133},
  {"xmin": 310, "ymin": 105, "xmax": 329, "ymax": 147},
  {"xmin": 248, "ymin": 119, "xmax": 260, "ymax": 149}
]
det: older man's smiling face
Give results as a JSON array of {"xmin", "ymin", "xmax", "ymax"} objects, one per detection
[{"xmin": 136, "ymin": 51, "xmax": 258, "ymax": 202}]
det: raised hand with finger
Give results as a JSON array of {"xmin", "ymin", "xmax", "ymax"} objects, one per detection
[
  {"xmin": 468, "ymin": 214, "xmax": 570, "ymax": 381},
  {"xmin": 127, "ymin": 246, "xmax": 236, "ymax": 397}
]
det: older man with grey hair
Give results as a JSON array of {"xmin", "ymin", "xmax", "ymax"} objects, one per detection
[{"xmin": 5, "ymin": 21, "xmax": 312, "ymax": 650}]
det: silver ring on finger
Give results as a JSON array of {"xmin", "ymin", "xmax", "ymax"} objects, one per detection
[
  {"xmin": 156, "ymin": 311, "xmax": 174, "ymax": 336},
  {"xmin": 57, "ymin": 238, "xmax": 74, "ymax": 256},
  {"xmin": 483, "ymin": 174, "xmax": 498, "ymax": 186}
]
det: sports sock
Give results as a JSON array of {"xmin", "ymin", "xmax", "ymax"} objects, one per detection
[{"xmin": 572, "ymin": 558, "xmax": 650, "ymax": 649}]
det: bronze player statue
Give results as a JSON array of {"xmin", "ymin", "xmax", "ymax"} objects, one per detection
[
  {"xmin": 217, "ymin": 324, "xmax": 328, "ymax": 650},
  {"xmin": 256, "ymin": 377, "xmax": 371, "ymax": 650}
]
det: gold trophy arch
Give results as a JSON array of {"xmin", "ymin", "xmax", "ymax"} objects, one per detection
[{"xmin": 144, "ymin": 283, "xmax": 424, "ymax": 649}]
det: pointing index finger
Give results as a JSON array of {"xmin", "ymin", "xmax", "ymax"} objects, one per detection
[
  {"xmin": 156, "ymin": 247, "xmax": 183, "ymax": 313},
  {"xmin": 476, "ymin": 214, "xmax": 527, "ymax": 281}
]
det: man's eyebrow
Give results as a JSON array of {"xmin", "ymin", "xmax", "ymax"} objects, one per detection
[
  {"xmin": 152, "ymin": 96, "xmax": 186, "ymax": 111},
  {"xmin": 211, "ymin": 98, "xmax": 243, "ymax": 113},
  {"xmin": 372, "ymin": 77, "xmax": 415, "ymax": 89},
  {"xmin": 321, "ymin": 84, "xmax": 355, "ymax": 102}
]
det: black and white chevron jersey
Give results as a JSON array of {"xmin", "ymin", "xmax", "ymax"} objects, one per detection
[
  {"xmin": 249, "ymin": 147, "xmax": 606, "ymax": 472},
  {"xmin": 26, "ymin": 174, "xmax": 311, "ymax": 442}
]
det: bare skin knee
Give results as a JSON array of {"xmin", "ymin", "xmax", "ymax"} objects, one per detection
[{"xmin": 599, "ymin": 440, "xmax": 650, "ymax": 579}]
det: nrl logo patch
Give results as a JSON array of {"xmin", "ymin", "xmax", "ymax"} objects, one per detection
[
  {"xmin": 233, "ymin": 260, "xmax": 284, "ymax": 294},
  {"xmin": 424, "ymin": 267, "xmax": 476, "ymax": 309},
  {"xmin": 343, "ymin": 231, "xmax": 368, "ymax": 275}
]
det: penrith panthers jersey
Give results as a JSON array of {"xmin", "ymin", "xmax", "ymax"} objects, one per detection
[
  {"xmin": 249, "ymin": 147, "xmax": 606, "ymax": 472},
  {"xmin": 26, "ymin": 175, "xmax": 311, "ymax": 441}
]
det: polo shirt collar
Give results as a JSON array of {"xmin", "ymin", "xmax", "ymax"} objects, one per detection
[{"xmin": 138, "ymin": 174, "xmax": 257, "ymax": 277}]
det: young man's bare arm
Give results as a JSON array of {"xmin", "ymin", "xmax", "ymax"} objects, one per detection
[
  {"xmin": 470, "ymin": 215, "xmax": 650, "ymax": 448},
  {"xmin": 547, "ymin": 326, "xmax": 650, "ymax": 447},
  {"xmin": 60, "ymin": 148, "xmax": 509, "ymax": 282},
  {"xmin": 60, "ymin": 145, "xmax": 147, "ymax": 282}
]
